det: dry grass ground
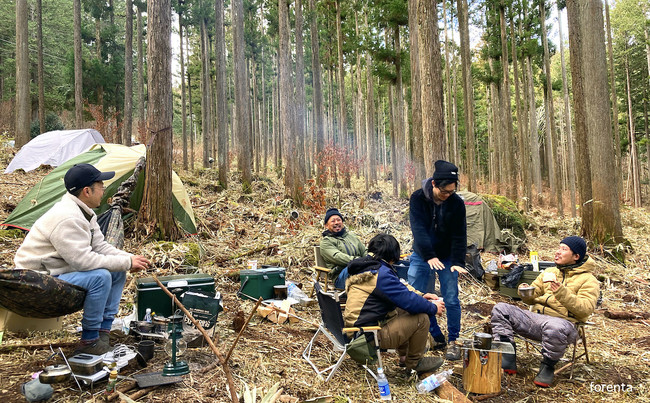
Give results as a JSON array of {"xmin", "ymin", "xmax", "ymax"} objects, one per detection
[{"xmin": 0, "ymin": 139, "xmax": 648, "ymax": 402}]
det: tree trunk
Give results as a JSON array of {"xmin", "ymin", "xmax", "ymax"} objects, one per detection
[
  {"xmin": 566, "ymin": 0, "xmax": 624, "ymax": 246},
  {"xmin": 366, "ymin": 46, "xmax": 377, "ymax": 188},
  {"xmin": 74, "ymin": 0, "xmax": 83, "ymax": 129},
  {"xmin": 310, "ymin": 0, "xmax": 325, "ymax": 185},
  {"xmin": 279, "ymin": 0, "xmax": 300, "ymax": 202},
  {"xmin": 187, "ymin": 32, "xmax": 195, "ymax": 171},
  {"xmin": 215, "ymin": 0, "xmax": 228, "ymax": 187},
  {"xmin": 408, "ymin": 0, "xmax": 425, "ymax": 186},
  {"xmin": 335, "ymin": 0, "xmax": 349, "ymax": 187},
  {"xmin": 136, "ymin": 4, "xmax": 145, "ymax": 137},
  {"xmin": 526, "ymin": 55, "xmax": 542, "ymax": 199},
  {"xmin": 605, "ymin": 0, "xmax": 621, "ymax": 189},
  {"xmin": 457, "ymin": 0, "xmax": 475, "ymax": 191},
  {"xmin": 558, "ymin": 8, "xmax": 576, "ymax": 217},
  {"xmin": 394, "ymin": 25, "xmax": 406, "ymax": 197},
  {"xmin": 295, "ymin": 0, "xmax": 307, "ymax": 181},
  {"xmin": 15, "ymin": 0, "xmax": 30, "ymax": 148},
  {"xmin": 443, "ymin": 1, "xmax": 453, "ymax": 160},
  {"xmin": 123, "ymin": 0, "xmax": 133, "ymax": 146},
  {"xmin": 36, "ymin": 0, "xmax": 45, "ymax": 135},
  {"xmin": 511, "ymin": 15, "xmax": 530, "ymax": 211},
  {"xmin": 540, "ymin": 1, "xmax": 563, "ymax": 214},
  {"xmin": 200, "ymin": 19, "xmax": 212, "ymax": 168},
  {"xmin": 624, "ymin": 52, "xmax": 641, "ymax": 207},
  {"xmin": 500, "ymin": 4, "xmax": 517, "ymax": 201},
  {"xmin": 418, "ymin": 0, "xmax": 447, "ymax": 175},
  {"xmin": 140, "ymin": 0, "xmax": 178, "ymax": 240},
  {"xmin": 233, "ymin": 0, "xmax": 252, "ymax": 191}
]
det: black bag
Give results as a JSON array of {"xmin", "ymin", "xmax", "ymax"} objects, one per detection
[
  {"xmin": 0, "ymin": 269, "xmax": 86, "ymax": 318},
  {"xmin": 465, "ymin": 244, "xmax": 485, "ymax": 280},
  {"xmin": 181, "ymin": 290, "xmax": 223, "ymax": 330}
]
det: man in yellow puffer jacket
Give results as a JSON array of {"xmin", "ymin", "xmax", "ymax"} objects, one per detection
[{"xmin": 491, "ymin": 236, "xmax": 600, "ymax": 388}]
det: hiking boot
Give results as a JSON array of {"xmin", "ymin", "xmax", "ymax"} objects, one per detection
[
  {"xmin": 413, "ymin": 356, "xmax": 444, "ymax": 375},
  {"xmin": 445, "ymin": 342, "xmax": 461, "ymax": 361},
  {"xmin": 430, "ymin": 334, "xmax": 447, "ymax": 351},
  {"xmin": 73, "ymin": 338, "xmax": 112, "ymax": 356},
  {"xmin": 99, "ymin": 331, "xmax": 110, "ymax": 346},
  {"xmin": 533, "ymin": 358, "xmax": 558, "ymax": 388}
]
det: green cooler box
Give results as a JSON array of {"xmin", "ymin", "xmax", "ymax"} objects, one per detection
[
  {"xmin": 238, "ymin": 267, "xmax": 286, "ymax": 300},
  {"xmin": 136, "ymin": 273, "xmax": 215, "ymax": 320}
]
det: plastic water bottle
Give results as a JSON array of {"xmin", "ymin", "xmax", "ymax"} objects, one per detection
[
  {"xmin": 416, "ymin": 369, "xmax": 453, "ymax": 394},
  {"xmin": 144, "ymin": 308, "xmax": 152, "ymax": 323},
  {"xmin": 376, "ymin": 367, "xmax": 391, "ymax": 400}
]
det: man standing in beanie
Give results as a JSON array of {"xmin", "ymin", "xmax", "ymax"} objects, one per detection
[
  {"xmin": 319, "ymin": 207, "xmax": 366, "ymax": 289},
  {"xmin": 409, "ymin": 160, "xmax": 467, "ymax": 361},
  {"xmin": 491, "ymin": 236, "xmax": 600, "ymax": 387},
  {"xmin": 14, "ymin": 163, "xmax": 150, "ymax": 355}
]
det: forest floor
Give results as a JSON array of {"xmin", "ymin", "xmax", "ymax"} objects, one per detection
[{"xmin": 0, "ymin": 142, "xmax": 649, "ymax": 402}]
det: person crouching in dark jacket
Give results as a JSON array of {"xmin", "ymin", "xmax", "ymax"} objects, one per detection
[{"xmin": 343, "ymin": 233, "xmax": 446, "ymax": 376}]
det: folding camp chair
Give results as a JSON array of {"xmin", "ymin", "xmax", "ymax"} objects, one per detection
[
  {"xmin": 309, "ymin": 246, "xmax": 331, "ymax": 297},
  {"xmin": 302, "ymin": 282, "xmax": 383, "ymax": 382}
]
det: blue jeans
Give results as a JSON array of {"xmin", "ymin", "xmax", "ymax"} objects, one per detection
[
  {"xmin": 56, "ymin": 269, "xmax": 126, "ymax": 341},
  {"xmin": 408, "ymin": 252, "xmax": 461, "ymax": 342},
  {"xmin": 334, "ymin": 267, "xmax": 349, "ymax": 289}
]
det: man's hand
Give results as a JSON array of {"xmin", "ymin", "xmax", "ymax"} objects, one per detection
[
  {"xmin": 422, "ymin": 293, "xmax": 439, "ymax": 301},
  {"xmin": 130, "ymin": 255, "xmax": 151, "ymax": 272},
  {"xmin": 427, "ymin": 257, "xmax": 445, "ymax": 270},
  {"xmin": 548, "ymin": 281, "xmax": 561, "ymax": 292},
  {"xmin": 432, "ymin": 299, "xmax": 446, "ymax": 315},
  {"xmin": 450, "ymin": 265, "xmax": 468, "ymax": 275}
]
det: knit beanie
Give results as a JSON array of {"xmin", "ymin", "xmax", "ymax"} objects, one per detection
[
  {"xmin": 432, "ymin": 160, "xmax": 459, "ymax": 181},
  {"xmin": 324, "ymin": 208, "xmax": 343, "ymax": 224},
  {"xmin": 560, "ymin": 236, "xmax": 587, "ymax": 260}
]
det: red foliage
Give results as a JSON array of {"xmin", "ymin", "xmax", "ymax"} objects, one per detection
[
  {"xmin": 316, "ymin": 141, "xmax": 363, "ymax": 186},
  {"xmin": 85, "ymin": 101, "xmax": 122, "ymax": 143}
]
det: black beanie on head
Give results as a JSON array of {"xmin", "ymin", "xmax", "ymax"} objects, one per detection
[
  {"xmin": 324, "ymin": 208, "xmax": 343, "ymax": 224},
  {"xmin": 432, "ymin": 160, "xmax": 459, "ymax": 181},
  {"xmin": 560, "ymin": 236, "xmax": 587, "ymax": 261}
]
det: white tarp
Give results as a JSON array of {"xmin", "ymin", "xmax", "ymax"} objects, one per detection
[{"xmin": 4, "ymin": 129, "xmax": 105, "ymax": 173}]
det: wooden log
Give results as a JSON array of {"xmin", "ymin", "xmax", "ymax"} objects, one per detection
[
  {"xmin": 462, "ymin": 350, "xmax": 502, "ymax": 395},
  {"xmin": 0, "ymin": 341, "xmax": 76, "ymax": 352},
  {"xmin": 435, "ymin": 380, "xmax": 472, "ymax": 403},
  {"xmin": 603, "ymin": 310, "xmax": 650, "ymax": 320}
]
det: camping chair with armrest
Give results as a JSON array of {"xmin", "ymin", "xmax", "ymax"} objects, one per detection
[
  {"xmin": 517, "ymin": 320, "xmax": 593, "ymax": 379},
  {"xmin": 302, "ymin": 282, "xmax": 383, "ymax": 382},
  {"xmin": 310, "ymin": 246, "xmax": 331, "ymax": 297}
]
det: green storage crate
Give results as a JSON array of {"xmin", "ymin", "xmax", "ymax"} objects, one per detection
[
  {"xmin": 136, "ymin": 273, "xmax": 215, "ymax": 320},
  {"xmin": 497, "ymin": 269, "xmax": 543, "ymax": 299},
  {"xmin": 238, "ymin": 267, "xmax": 286, "ymax": 300}
]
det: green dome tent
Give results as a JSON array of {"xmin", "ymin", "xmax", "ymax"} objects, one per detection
[{"xmin": 1, "ymin": 143, "xmax": 197, "ymax": 235}]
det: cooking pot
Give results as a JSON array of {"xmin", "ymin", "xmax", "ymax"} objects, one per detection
[
  {"xmin": 39, "ymin": 364, "xmax": 71, "ymax": 384},
  {"xmin": 518, "ymin": 286, "xmax": 535, "ymax": 298},
  {"xmin": 473, "ymin": 332, "xmax": 493, "ymax": 350}
]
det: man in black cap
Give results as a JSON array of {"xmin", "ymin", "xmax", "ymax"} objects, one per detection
[
  {"xmin": 491, "ymin": 236, "xmax": 599, "ymax": 387},
  {"xmin": 15, "ymin": 163, "xmax": 150, "ymax": 355},
  {"xmin": 408, "ymin": 160, "xmax": 467, "ymax": 361},
  {"xmin": 319, "ymin": 207, "xmax": 366, "ymax": 289}
]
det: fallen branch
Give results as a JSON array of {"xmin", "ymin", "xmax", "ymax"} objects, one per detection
[
  {"xmin": 106, "ymin": 381, "xmax": 137, "ymax": 401},
  {"xmin": 152, "ymin": 275, "xmax": 239, "ymax": 403},
  {"xmin": 603, "ymin": 310, "xmax": 650, "ymax": 320},
  {"xmin": 0, "ymin": 341, "xmax": 76, "ymax": 352},
  {"xmin": 215, "ymin": 244, "xmax": 279, "ymax": 264},
  {"xmin": 473, "ymin": 391, "xmax": 503, "ymax": 401},
  {"xmin": 126, "ymin": 385, "xmax": 159, "ymax": 400},
  {"xmin": 225, "ymin": 297, "xmax": 263, "ymax": 363}
]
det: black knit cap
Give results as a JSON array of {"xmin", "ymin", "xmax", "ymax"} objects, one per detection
[
  {"xmin": 324, "ymin": 208, "xmax": 343, "ymax": 224},
  {"xmin": 432, "ymin": 160, "xmax": 459, "ymax": 181},
  {"xmin": 561, "ymin": 236, "xmax": 587, "ymax": 260}
]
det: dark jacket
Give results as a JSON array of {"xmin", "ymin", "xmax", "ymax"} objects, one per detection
[
  {"xmin": 319, "ymin": 228, "xmax": 366, "ymax": 279},
  {"xmin": 409, "ymin": 177, "xmax": 467, "ymax": 266},
  {"xmin": 343, "ymin": 255, "xmax": 438, "ymax": 328}
]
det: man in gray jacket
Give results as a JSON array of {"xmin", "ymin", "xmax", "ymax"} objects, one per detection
[{"xmin": 14, "ymin": 164, "xmax": 150, "ymax": 355}]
